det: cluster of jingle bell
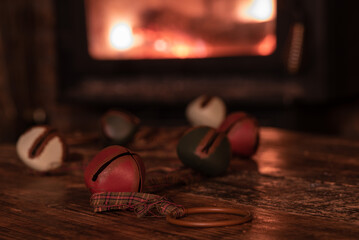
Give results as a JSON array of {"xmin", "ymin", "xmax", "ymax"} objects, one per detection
[
  {"xmin": 15, "ymin": 110, "xmax": 141, "ymax": 174},
  {"xmin": 15, "ymin": 95, "xmax": 256, "ymax": 226},
  {"xmin": 180, "ymin": 95, "xmax": 259, "ymax": 177},
  {"xmin": 16, "ymin": 94, "xmax": 259, "ymax": 181},
  {"xmin": 84, "ymin": 95, "xmax": 259, "ymax": 193}
]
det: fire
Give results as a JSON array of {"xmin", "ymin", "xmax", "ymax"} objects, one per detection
[
  {"xmin": 248, "ymin": 0, "xmax": 275, "ymax": 21},
  {"xmin": 257, "ymin": 34, "xmax": 276, "ymax": 55},
  {"xmin": 171, "ymin": 44, "xmax": 191, "ymax": 58},
  {"xmin": 85, "ymin": 0, "xmax": 276, "ymax": 59},
  {"xmin": 109, "ymin": 22, "xmax": 134, "ymax": 50},
  {"xmin": 154, "ymin": 39, "xmax": 168, "ymax": 52},
  {"xmin": 236, "ymin": 0, "xmax": 276, "ymax": 22}
]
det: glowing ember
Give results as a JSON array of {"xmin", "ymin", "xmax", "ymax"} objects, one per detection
[
  {"xmin": 247, "ymin": 0, "xmax": 275, "ymax": 21},
  {"xmin": 110, "ymin": 23, "xmax": 134, "ymax": 50},
  {"xmin": 236, "ymin": 0, "xmax": 276, "ymax": 23},
  {"xmin": 257, "ymin": 34, "xmax": 276, "ymax": 56},
  {"xmin": 172, "ymin": 44, "xmax": 190, "ymax": 58},
  {"xmin": 154, "ymin": 39, "xmax": 168, "ymax": 52}
]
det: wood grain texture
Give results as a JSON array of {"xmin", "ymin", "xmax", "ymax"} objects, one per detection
[{"xmin": 0, "ymin": 127, "xmax": 358, "ymax": 239}]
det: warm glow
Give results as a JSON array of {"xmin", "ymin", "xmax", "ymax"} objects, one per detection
[
  {"xmin": 109, "ymin": 22, "xmax": 134, "ymax": 50},
  {"xmin": 236, "ymin": 0, "xmax": 276, "ymax": 22},
  {"xmin": 257, "ymin": 34, "xmax": 276, "ymax": 55},
  {"xmin": 154, "ymin": 39, "xmax": 168, "ymax": 52},
  {"xmin": 85, "ymin": 0, "xmax": 277, "ymax": 59},
  {"xmin": 172, "ymin": 44, "xmax": 191, "ymax": 58},
  {"xmin": 255, "ymin": 128, "xmax": 287, "ymax": 175},
  {"xmin": 248, "ymin": 0, "xmax": 274, "ymax": 21},
  {"xmin": 257, "ymin": 148, "xmax": 282, "ymax": 175}
]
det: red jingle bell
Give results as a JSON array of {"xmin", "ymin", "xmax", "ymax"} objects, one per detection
[
  {"xmin": 84, "ymin": 145, "xmax": 145, "ymax": 193},
  {"xmin": 218, "ymin": 112, "xmax": 260, "ymax": 157}
]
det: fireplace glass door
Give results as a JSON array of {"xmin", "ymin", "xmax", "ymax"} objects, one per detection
[{"xmin": 85, "ymin": 0, "xmax": 277, "ymax": 60}]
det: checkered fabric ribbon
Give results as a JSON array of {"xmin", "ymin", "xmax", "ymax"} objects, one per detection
[{"xmin": 90, "ymin": 192, "xmax": 185, "ymax": 218}]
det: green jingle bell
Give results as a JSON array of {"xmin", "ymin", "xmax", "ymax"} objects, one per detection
[
  {"xmin": 177, "ymin": 126, "xmax": 231, "ymax": 177},
  {"xmin": 100, "ymin": 110, "xmax": 140, "ymax": 145}
]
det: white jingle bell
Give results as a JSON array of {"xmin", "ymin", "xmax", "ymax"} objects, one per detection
[
  {"xmin": 16, "ymin": 125, "xmax": 66, "ymax": 172},
  {"xmin": 186, "ymin": 95, "xmax": 226, "ymax": 128}
]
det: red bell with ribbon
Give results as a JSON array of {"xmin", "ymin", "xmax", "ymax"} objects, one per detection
[
  {"xmin": 84, "ymin": 145, "xmax": 145, "ymax": 193},
  {"xmin": 85, "ymin": 145, "xmax": 252, "ymax": 227}
]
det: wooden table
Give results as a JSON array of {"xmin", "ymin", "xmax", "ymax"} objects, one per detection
[{"xmin": 0, "ymin": 127, "xmax": 358, "ymax": 239}]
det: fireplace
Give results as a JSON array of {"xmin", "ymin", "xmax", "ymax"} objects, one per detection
[
  {"xmin": 85, "ymin": 0, "xmax": 277, "ymax": 60},
  {"xmin": 55, "ymin": 0, "xmax": 358, "ymax": 110}
]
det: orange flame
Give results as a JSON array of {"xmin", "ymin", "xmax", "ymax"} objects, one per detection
[
  {"xmin": 257, "ymin": 34, "xmax": 276, "ymax": 56},
  {"xmin": 236, "ymin": 0, "xmax": 276, "ymax": 23}
]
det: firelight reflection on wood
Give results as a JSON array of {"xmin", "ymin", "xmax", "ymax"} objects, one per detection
[{"xmin": 85, "ymin": 0, "xmax": 276, "ymax": 59}]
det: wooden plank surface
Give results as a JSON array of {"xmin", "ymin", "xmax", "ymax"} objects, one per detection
[{"xmin": 0, "ymin": 127, "xmax": 358, "ymax": 239}]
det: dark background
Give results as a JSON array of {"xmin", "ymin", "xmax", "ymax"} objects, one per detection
[{"xmin": 0, "ymin": 0, "xmax": 359, "ymax": 142}]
